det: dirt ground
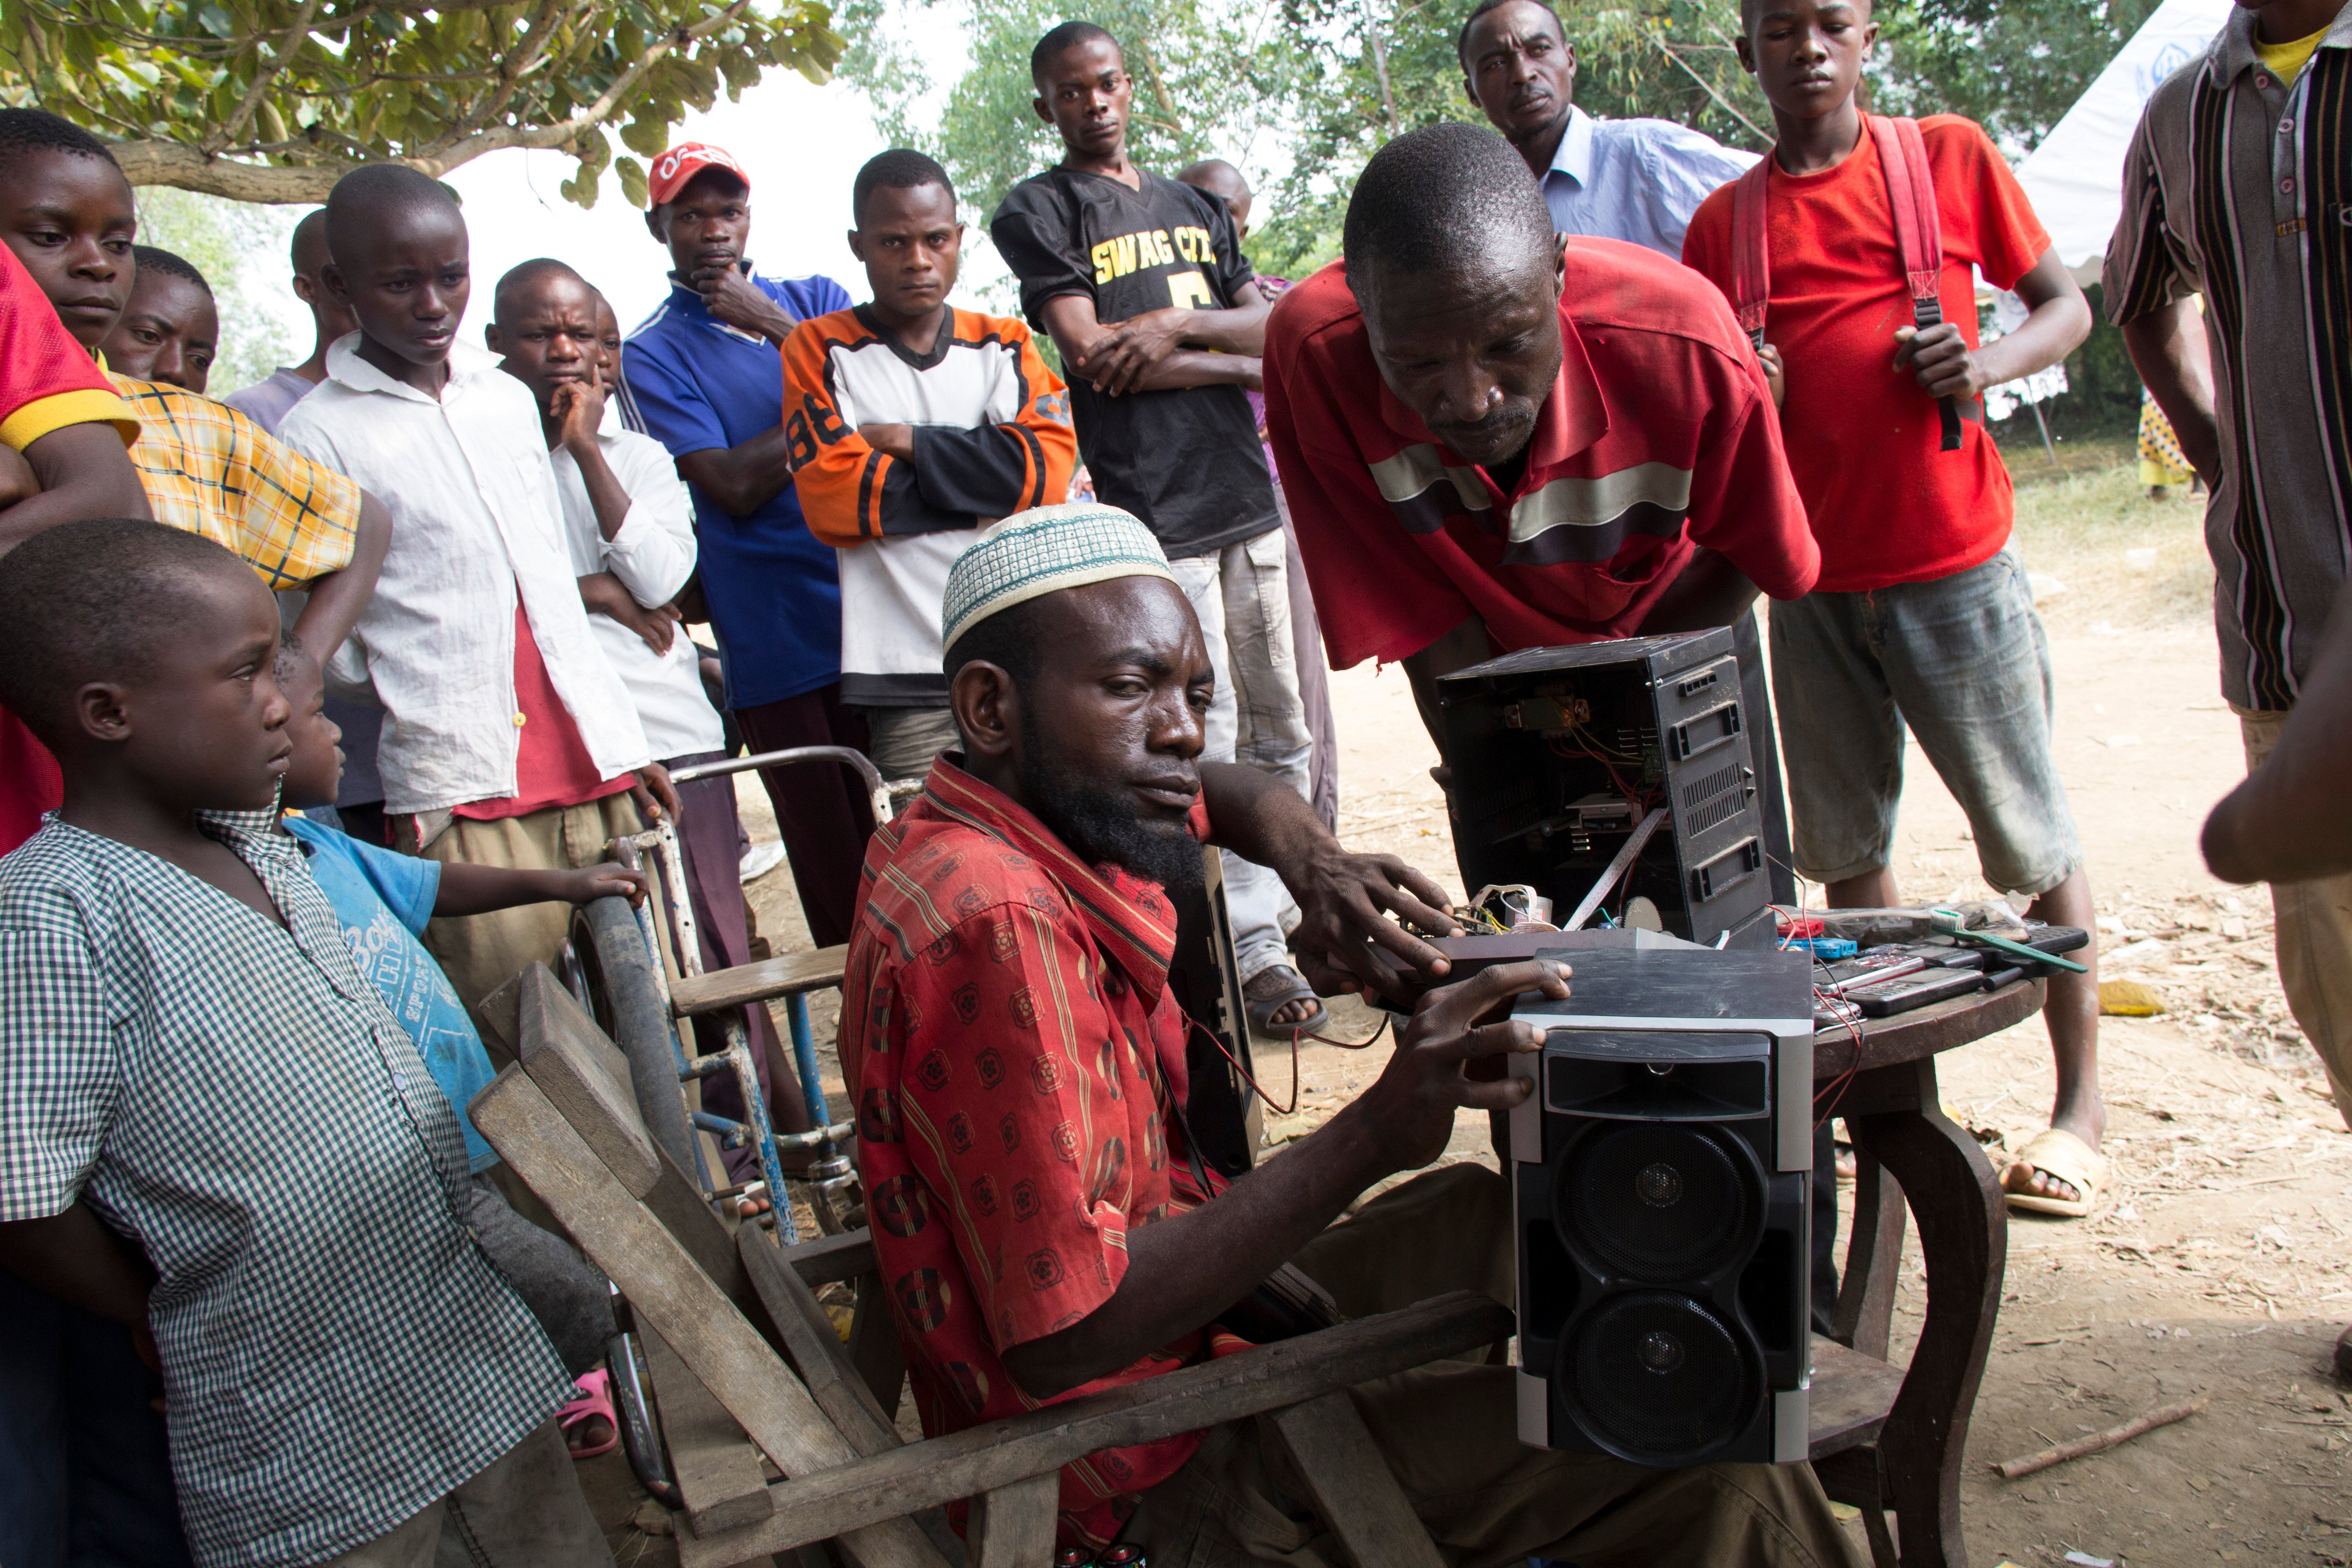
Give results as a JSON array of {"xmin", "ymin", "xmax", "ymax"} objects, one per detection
[{"xmin": 595, "ymin": 443, "xmax": 2350, "ymax": 1566}]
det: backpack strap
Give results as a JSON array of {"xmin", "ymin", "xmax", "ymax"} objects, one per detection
[
  {"xmin": 1867, "ymin": 114, "xmax": 1966, "ymax": 451},
  {"xmin": 1730, "ymin": 156, "xmax": 1774, "ymax": 353}
]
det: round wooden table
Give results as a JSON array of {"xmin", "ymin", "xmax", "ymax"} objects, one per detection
[{"xmin": 1807, "ymin": 979, "xmax": 2043, "ymax": 1568}]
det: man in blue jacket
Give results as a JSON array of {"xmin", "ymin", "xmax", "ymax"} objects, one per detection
[{"xmin": 619, "ymin": 142, "xmax": 869, "ymax": 946}]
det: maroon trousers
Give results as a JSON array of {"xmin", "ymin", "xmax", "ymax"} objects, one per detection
[{"xmin": 731, "ymin": 683, "xmax": 874, "ymax": 950}]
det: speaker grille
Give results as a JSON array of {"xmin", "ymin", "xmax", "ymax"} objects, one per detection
[
  {"xmin": 1556, "ymin": 1122, "xmax": 1761, "ymax": 1281},
  {"xmin": 1563, "ymin": 1292, "xmax": 1757, "ymax": 1461}
]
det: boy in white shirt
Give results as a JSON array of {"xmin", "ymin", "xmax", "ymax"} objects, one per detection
[
  {"xmin": 278, "ymin": 166, "xmax": 676, "ymax": 1031},
  {"xmin": 486, "ymin": 258, "xmax": 807, "ymax": 1164}
]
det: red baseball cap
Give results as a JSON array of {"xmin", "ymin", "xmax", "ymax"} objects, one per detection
[{"xmin": 647, "ymin": 142, "xmax": 750, "ymax": 207}]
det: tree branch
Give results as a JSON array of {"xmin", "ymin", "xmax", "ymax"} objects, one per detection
[
  {"xmin": 1652, "ymin": 35, "xmax": 1768, "ymax": 142},
  {"xmin": 1368, "ymin": 29, "xmax": 1397, "ymax": 128},
  {"xmin": 445, "ymin": 0, "xmax": 570, "ymax": 143},
  {"xmin": 108, "ymin": 140, "xmax": 343, "ymax": 202},
  {"xmin": 49, "ymin": 0, "xmax": 832, "ymax": 205},
  {"xmin": 209, "ymin": 0, "xmax": 322, "ymax": 153},
  {"xmin": 104, "ymin": 0, "xmax": 755, "ymax": 200},
  {"xmin": 1130, "ymin": 36, "xmax": 1185, "ymax": 137},
  {"xmin": 417, "ymin": 0, "xmax": 750, "ymax": 166}
]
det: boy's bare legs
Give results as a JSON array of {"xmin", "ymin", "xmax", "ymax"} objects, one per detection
[
  {"xmin": 1828, "ymin": 864, "xmax": 2103, "ymax": 1204},
  {"xmin": 2021, "ymin": 867, "xmax": 2104, "ymax": 1199}
]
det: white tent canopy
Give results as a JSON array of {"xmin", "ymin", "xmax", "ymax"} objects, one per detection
[{"xmin": 2012, "ymin": 0, "xmax": 2234, "ymax": 276}]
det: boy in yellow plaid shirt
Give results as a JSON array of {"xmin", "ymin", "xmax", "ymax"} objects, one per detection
[{"xmin": 0, "ymin": 110, "xmax": 390, "ymax": 665}]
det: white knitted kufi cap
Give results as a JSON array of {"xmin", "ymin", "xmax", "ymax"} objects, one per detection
[{"xmin": 940, "ymin": 502, "xmax": 1177, "ymax": 652}]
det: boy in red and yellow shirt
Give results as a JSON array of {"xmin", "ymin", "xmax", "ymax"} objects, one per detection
[{"xmin": 0, "ymin": 240, "xmax": 146, "ymax": 852}]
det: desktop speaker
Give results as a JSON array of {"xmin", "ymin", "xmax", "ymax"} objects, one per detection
[{"xmin": 1509, "ymin": 937, "xmax": 1815, "ymax": 1465}]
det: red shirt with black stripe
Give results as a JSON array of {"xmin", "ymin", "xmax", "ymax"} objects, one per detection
[
  {"xmin": 841, "ymin": 756, "xmax": 1238, "ymax": 1548},
  {"xmin": 1263, "ymin": 243, "xmax": 1818, "ymax": 670}
]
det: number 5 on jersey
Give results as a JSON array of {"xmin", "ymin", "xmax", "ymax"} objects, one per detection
[{"xmin": 1166, "ymin": 270, "xmax": 1216, "ymax": 310}]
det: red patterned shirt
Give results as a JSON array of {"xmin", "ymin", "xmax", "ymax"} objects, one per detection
[{"xmin": 842, "ymin": 757, "xmax": 1235, "ymax": 1548}]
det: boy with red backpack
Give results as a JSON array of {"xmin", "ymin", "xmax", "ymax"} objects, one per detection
[{"xmin": 1682, "ymin": 0, "xmax": 2109, "ymax": 1217}]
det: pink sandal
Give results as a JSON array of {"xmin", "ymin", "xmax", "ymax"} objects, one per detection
[{"xmin": 558, "ymin": 1368, "xmax": 618, "ymax": 1460}]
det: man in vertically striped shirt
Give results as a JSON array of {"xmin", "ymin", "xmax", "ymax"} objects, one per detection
[{"xmin": 2106, "ymin": 0, "xmax": 2352, "ymax": 1147}]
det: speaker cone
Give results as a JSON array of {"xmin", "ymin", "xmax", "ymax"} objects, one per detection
[
  {"xmin": 1561, "ymin": 1291, "xmax": 1758, "ymax": 1462},
  {"xmin": 1555, "ymin": 1122, "xmax": 1762, "ymax": 1282}
]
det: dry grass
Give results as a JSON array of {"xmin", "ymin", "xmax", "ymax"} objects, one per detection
[{"xmin": 2000, "ymin": 433, "xmax": 2215, "ymax": 633}]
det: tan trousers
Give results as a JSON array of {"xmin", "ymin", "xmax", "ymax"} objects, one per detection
[
  {"xmin": 1127, "ymin": 1165, "xmax": 1865, "ymax": 1568},
  {"xmin": 315, "ymin": 1420, "xmax": 608, "ymax": 1568},
  {"xmin": 398, "ymin": 794, "xmax": 646, "ymax": 1056},
  {"xmin": 2239, "ymin": 709, "xmax": 2352, "ymax": 1125}
]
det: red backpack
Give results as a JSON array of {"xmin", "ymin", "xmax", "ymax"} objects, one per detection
[{"xmin": 1730, "ymin": 114, "xmax": 1967, "ymax": 451}]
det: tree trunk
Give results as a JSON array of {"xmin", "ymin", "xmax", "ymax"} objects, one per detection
[{"xmin": 1369, "ymin": 30, "xmax": 1398, "ymax": 128}]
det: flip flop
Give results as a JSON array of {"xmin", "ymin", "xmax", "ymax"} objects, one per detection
[
  {"xmin": 558, "ymin": 1368, "xmax": 619, "ymax": 1460},
  {"xmin": 1244, "ymin": 963, "xmax": 1330, "ymax": 1039},
  {"xmin": 2003, "ymin": 1127, "xmax": 2111, "ymax": 1219}
]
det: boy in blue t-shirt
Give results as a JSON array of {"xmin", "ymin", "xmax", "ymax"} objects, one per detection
[
  {"xmin": 275, "ymin": 635, "xmax": 640, "ymax": 1449},
  {"xmin": 275, "ymin": 637, "xmax": 642, "ymax": 1166}
]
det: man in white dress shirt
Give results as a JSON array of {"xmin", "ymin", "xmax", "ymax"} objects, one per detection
[
  {"xmin": 485, "ymin": 258, "xmax": 805, "ymax": 1166},
  {"xmin": 1460, "ymin": 0, "xmax": 1755, "ymax": 257}
]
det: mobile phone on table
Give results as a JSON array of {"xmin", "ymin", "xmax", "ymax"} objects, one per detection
[
  {"xmin": 1854, "ymin": 967, "xmax": 1984, "ymax": 1018},
  {"xmin": 1823, "ymin": 955, "xmax": 1927, "ymax": 992},
  {"xmin": 1813, "ymin": 995, "xmax": 1863, "ymax": 1029}
]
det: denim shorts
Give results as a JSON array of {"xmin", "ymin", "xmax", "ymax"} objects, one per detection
[{"xmin": 1769, "ymin": 550, "xmax": 2082, "ymax": 897}]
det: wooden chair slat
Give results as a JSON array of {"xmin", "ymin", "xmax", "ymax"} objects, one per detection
[
  {"xmin": 1807, "ymin": 1335, "xmax": 1909, "ymax": 1459},
  {"xmin": 1265, "ymin": 1391, "xmax": 1447, "ymax": 1568},
  {"xmin": 678, "ymin": 1292, "xmax": 1513, "ymax": 1565},
  {"xmin": 671, "ymin": 945, "xmax": 852, "ymax": 1016},
  {"xmin": 470, "ymin": 1066, "xmax": 949, "ymax": 1568},
  {"xmin": 740, "ymin": 1227, "xmax": 901, "ymax": 1456},
  {"xmin": 516, "ymin": 964, "xmax": 659, "ymax": 1196},
  {"xmin": 642, "ymin": 1323, "xmax": 775, "ymax": 1534},
  {"xmin": 967, "ymin": 1473, "xmax": 1059, "ymax": 1568},
  {"xmin": 783, "ymin": 1229, "xmax": 877, "ymax": 1286}
]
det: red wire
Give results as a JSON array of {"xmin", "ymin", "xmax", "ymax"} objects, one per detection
[
  {"xmin": 1812, "ymin": 982, "xmax": 1865, "ymax": 1128},
  {"xmin": 1176, "ymin": 1003, "xmax": 1395, "ymax": 1119}
]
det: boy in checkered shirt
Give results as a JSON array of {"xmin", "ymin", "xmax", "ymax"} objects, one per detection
[{"xmin": 0, "ymin": 520, "xmax": 611, "ymax": 1568}]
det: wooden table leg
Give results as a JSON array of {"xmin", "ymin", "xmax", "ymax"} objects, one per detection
[
  {"xmin": 1833, "ymin": 1147, "xmax": 1907, "ymax": 1361},
  {"xmin": 1839, "ymin": 1058, "xmax": 2006, "ymax": 1568}
]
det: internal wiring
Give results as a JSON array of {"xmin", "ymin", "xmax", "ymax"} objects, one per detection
[
  {"xmin": 1767, "ymin": 867, "xmax": 1867, "ymax": 1130},
  {"xmin": 1461, "ymin": 902, "xmax": 1515, "ymax": 935},
  {"xmin": 1545, "ymin": 735, "xmax": 1659, "ymax": 813}
]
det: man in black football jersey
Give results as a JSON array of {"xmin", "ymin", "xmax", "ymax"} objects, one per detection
[{"xmin": 993, "ymin": 20, "xmax": 1326, "ymax": 1039}]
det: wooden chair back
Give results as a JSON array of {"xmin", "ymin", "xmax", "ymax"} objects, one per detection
[{"xmin": 473, "ymin": 964, "xmax": 1511, "ymax": 1568}]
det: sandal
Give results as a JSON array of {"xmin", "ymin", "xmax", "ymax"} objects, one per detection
[
  {"xmin": 1244, "ymin": 964, "xmax": 1330, "ymax": 1039},
  {"xmin": 558, "ymin": 1368, "xmax": 618, "ymax": 1460},
  {"xmin": 2002, "ymin": 1127, "xmax": 2111, "ymax": 1219}
]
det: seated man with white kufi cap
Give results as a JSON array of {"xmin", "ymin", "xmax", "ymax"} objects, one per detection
[{"xmin": 838, "ymin": 501, "xmax": 1866, "ymax": 1566}]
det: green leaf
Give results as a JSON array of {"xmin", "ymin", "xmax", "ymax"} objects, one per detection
[
  {"xmin": 618, "ymin": 112, "xmax": 668, "ymax": 158},
  {"xmin": 615, "ymin": 154, "xmax": 649, "ymax": 209}
]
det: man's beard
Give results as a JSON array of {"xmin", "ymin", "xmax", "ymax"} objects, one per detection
[{"xmin": 1018, "ymin": 710, "xmax": 1203, "ymax": 898}]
